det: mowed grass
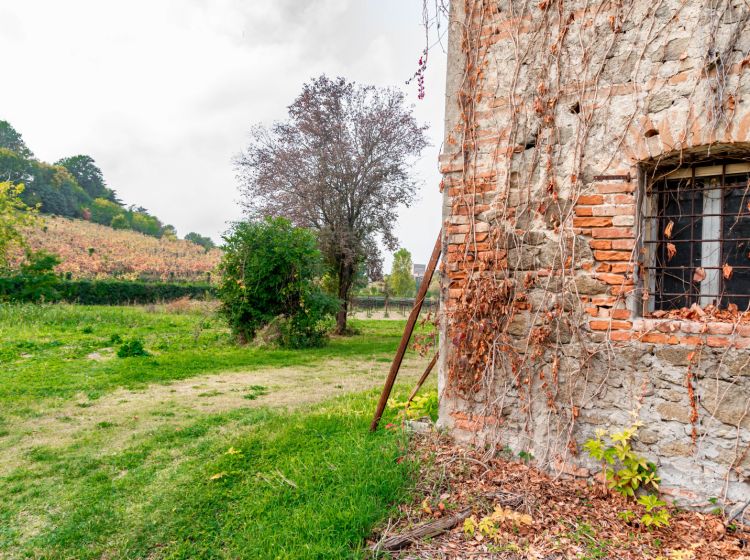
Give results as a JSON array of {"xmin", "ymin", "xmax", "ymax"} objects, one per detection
[
  {"xmin": 1, "ymin": 391, "xmax": 415, "ymax": 559},
  {"xmin": 0, "ymin": 303, "xmax": 426, "ymax": 414},
  {"xmin": 0, "ymin": 303, "xmax": 432, "ymax": 559}
]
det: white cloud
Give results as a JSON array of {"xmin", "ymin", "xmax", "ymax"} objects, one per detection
[{"xmin": 0, "ymin": 0, "xmax": 446, "ymax": 268}]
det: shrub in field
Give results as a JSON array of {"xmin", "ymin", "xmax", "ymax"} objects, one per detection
[
  {"xmin": 7, "ymin": 251, "xmax": 62, "ymax": 302},
  {"xmin": 117, "ymin": 338, "xmax": 149, "ymax": 358},
  {"xmin": 218, "ymin": 217, "xmax": 338, "ymax": 346},
  {"xmin": 277, "ymin": 290, "xmax": 338, "ymax": 348}
]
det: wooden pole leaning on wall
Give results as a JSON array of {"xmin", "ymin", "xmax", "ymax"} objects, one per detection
[
  {"xmin": 369, "ymin": 230, "xmax": 442, "ymax": 432},
  {"xmin": 406, "ymin": 351, "xmax": 439, "ymax": 407}
]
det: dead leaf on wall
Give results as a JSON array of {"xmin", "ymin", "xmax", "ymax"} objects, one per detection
[
  {"xmin": 693, "ymin": 267, "xmax": 706, "ymax": 283},
  {"xmin": 664, "ymin": 220, "xmax": 674, "ymax": 239},
  {"xmin": 666, "ymin": 243, "xmax": 677, "ymax": 261},
  {"xmin": 723, "ymin": 263, "xmax": 733, "ymax": 279}
]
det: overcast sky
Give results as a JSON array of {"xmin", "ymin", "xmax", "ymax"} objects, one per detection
[{"xmin": 0, "ymin": 0, "xmax": 447, "ymax": 269}]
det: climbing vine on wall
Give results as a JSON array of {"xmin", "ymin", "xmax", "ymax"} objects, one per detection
[{"xmin": 437, "ymin": 0, "xmax": 750, "ymax": 501}]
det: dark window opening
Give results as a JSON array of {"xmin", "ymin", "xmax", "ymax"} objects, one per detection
[{"xmin": 643, "ymin": 161, "xmax": 750, "ymax": 312}]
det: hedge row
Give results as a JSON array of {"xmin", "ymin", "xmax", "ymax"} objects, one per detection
[{"xmin": 0, "ymin": 277, "xmax": 216, "ymax": 305}]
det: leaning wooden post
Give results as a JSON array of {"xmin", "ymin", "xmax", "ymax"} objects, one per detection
[
  {"xmin": 370, "ymin": 230, "xmax": 442, "ymax": 432},
  {"xmin": 406, "ymin": 351, "xmax": 439, "ymax": 407}
]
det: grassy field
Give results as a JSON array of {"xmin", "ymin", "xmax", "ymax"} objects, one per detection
[{"xmin": 0, "ymin": 303, "xmax": 435, "ymax": 559}]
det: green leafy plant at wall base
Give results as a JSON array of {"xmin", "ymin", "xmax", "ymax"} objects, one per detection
[
  {"xmin": 584, "ymin": 422, "xmax": 670, "ymax": 529},
  {"xmin": 583, "ymin": 423, "xmax": 660, "ymax": 498},
  {"xmin": 392, "ymin": 391, "xmax": 438, "ymax": 422},
  {"xmin": 637, "ymin": 495, "xmax": 671, "ymax": 529}
]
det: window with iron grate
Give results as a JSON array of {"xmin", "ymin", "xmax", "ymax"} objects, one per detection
[{"xmin": 642, "ymin": 161, "xmax": 750, "ymax": 312}]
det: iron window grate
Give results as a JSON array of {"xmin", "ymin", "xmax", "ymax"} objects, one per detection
[{"xmin": 642, "ymin": 161, "xmax": 750, "ymax": 312}]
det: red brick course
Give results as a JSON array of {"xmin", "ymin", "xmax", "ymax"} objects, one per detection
[{"xmin": 444, "ymin": 161, "xmax": 745, "ymax": 351}]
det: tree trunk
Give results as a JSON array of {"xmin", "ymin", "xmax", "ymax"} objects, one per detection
[{"xmin": 335, "ymin": 260, "xmax": 354, "ymax": 334}]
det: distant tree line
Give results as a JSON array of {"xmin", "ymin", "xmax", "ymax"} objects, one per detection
[{"xmin": 0, "ymin": 120, "xmax": 214, "ymax": 248}]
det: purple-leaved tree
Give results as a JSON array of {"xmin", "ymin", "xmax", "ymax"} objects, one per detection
[{"xmin": 235, "ymin": 75, "xmax": 428, "ymax": 334}]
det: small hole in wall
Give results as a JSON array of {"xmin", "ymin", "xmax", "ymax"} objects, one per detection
[
  {"xmin": 569, "ymin": 102, "xmax": 581, "ymax": 114},
  {"xmin": 644, "ymin": 128, "xmax": 660, "ymax": 138}
]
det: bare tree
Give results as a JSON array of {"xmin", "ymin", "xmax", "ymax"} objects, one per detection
[{"xmin": 235, "ymin": 75, "xmax": 429, "ymax": 333}]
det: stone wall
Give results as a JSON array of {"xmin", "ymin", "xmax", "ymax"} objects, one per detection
[{"xmin": 437, "ymin": 0, "xmax": 750, "ymax": 507}]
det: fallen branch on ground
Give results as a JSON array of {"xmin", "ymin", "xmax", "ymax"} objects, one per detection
[{"xmin": 373, "ymin": 507, "xmax": 473, "ymax": 551}]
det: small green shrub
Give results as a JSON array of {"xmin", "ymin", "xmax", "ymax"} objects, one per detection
[
  {"xmin": 518, "ymin": 450, "xmax": 534, "ymax": 463},
  {"xmin": 117, "ymin": 338, "xmax": 149, "ymax": 358},
  {"xmin": 584, "ymin": 423, "xmax": 659, "ymax": 498},
  {"xmin": 637, "ymin": 495, "xmax": 671, "ymax": 529},
  {"xmin": 585, "ymin": 422, "xmax": 670, "ymax": 530},
  {"xmin": 392, "ymin": 391, "xmax": 438, "ymax": 422},
  {"xmin": 218, "ymin": 217, "xmax": 338, "ymax": 347}
]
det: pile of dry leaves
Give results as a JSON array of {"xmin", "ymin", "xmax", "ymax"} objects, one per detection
[
  {"xmin": 646, "ymin": 302, "xmax": 750, "ymax": 324},
  {"xmin": 370, "ymin": 433, "xmax": 748, "ymax": 559}
]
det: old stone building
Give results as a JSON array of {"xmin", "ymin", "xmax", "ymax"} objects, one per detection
[{"xmin": 437, "ymin": 0, "xmax": 750, "ymax": 507}]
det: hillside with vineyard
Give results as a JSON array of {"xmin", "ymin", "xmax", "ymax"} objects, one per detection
[
  {"xmin": 0, "ymin": 120, "xmax": 216, "ymax": 250},
  {"xmin": 12, "ymin": 217, "xmax": 221, "ymax": 282}
]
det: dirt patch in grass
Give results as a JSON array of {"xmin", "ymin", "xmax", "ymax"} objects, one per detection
[
  {"xmin": 350, "ymin": 309, "xmax": 435, "ymax": 321},
  {"xmin": 0, "ymin": 355, "xmax": 425, "ymax": 476}
]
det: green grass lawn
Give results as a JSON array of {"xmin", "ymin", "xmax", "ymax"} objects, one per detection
[
  {"xmin": 0, "ymin": 303, "xmax": 434, "ymax": 559},
  {"xmin": 1, "ymin": 392, "xmax": 415, "ymax": 560},
  {"xmin": 0, "ymin": 303, "xmax": 429, "ymax": 413}
]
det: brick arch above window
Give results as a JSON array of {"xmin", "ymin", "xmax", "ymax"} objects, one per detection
[{"xmin": 619, "ymin": 110, "xmax": 750, "ymax": 165}]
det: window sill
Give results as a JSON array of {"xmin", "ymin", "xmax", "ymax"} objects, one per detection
[
  {"xmin": 633, "ymin": 317, "xmax": 749, "ymax": 335},
  {"xmin": 630, "ymin": 317, "xmax": 750, "ymax": 348}
]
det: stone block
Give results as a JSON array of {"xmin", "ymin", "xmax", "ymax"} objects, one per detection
[
  {"xmin": 698, "ymin": 378, "xmax": 750, "ymax": 429},
  {"xmin": 655, "ymin": 346, "xmax": 692, "ymax": 366},
  {"xmin": 647, "ymin": 91, "xmax": 675, "ymax": 113},
  {"xmin": 574, "ymin": 275, "xmax": 607, "ymax": 295},
  {"xmin": 659, "ymin": 440, "xmax": 695, "ymax": 458},
  {"xmin": 657, "ymin": 402, "xmax": 691, "ymax": 424}
]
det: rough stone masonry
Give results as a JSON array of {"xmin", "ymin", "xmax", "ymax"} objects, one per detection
[{"xmin": 437, "ymin": 0, "xmax": 750, "ymax": 507}]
